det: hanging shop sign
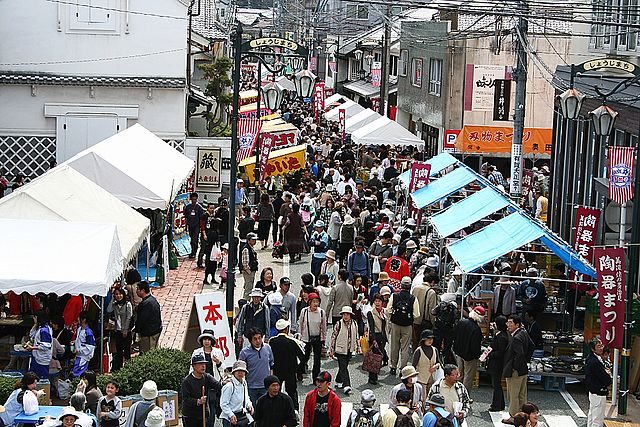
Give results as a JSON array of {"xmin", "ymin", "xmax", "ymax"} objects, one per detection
[
  {"xmin": 196, "ymin": 147, "xmax": 221, "ymax": 188},
  {"xmin": 457, "ymin": 126, "xmax": 552, "ymax": 155},
  {"xmin": 493, "ymin": 79, "xmax": 512, "ymax": 121},
  {"xmin": 409, "ymin": 163, "xmax": 431, "ymax": 193},
  {"xmin": 240, "ymin": 144, "xmax": 307, "ymax": 184},
  {"xmin": 465, "ymin": 64, "xmax": 508, "ymax": 111},
  {"xmin": 593, "ymin": 247, "xmax": 626, "ymax": 349}
]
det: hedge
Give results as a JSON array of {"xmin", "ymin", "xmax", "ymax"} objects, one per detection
[{"xmin": 0, "ymin": 376, "xmax": 19, "ymax": 403}]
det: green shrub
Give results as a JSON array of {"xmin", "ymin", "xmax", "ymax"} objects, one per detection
[
  {"xmin": 0, "ymin": 376, "xmax": 18, "ymax": 403},
  {"xmin": 98, "ymin": 348, "xmax": 191, "ymax": 396}
]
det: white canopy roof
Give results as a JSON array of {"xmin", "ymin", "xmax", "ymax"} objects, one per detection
[
  {"xmin": 324, "ymin": 100, "xmax": 365, "ymax": 121},
  {"xmin": 275, "ymin": 76, "xmax": 296, "ymax": 92},
  {"xmin": 345, "ymin": 108, "xmax": 382, "ymax": 134},
  {"xmin": 0, "ymin": 219, "xmax": 123, "ymax": 296},
  {"xmin": 64, "ymin": 124, "xmax": 194, "ymax": 209},
  {"xmin": 351, "ymin": 116, "xmax": 424, "ymax": 147},
  {"xmin": 0, "ymin": 166, "xmax": 150, "ymax": 261},
  {"xmin": 323, "ymin": 93, "xmax": 348, "ymax": 108}
]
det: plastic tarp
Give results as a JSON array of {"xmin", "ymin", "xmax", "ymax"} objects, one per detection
[
  {"xmin": 351, "ymin": 116, "xmax": 424, "ymax": 147},
  {"xmin": 0, "ymin": 166, "xmax": 150, "ymax": 261},
  {"xmin": 411, "ymin": 167, "xmax": 477, "ymax": 209},
  {"xmin": 324, "ymin": 100, "xmax": 365, "ymax": 121},
  {"xmin": 64, "ymin": 124, "xmax": 195, "ymax": 209},
  {"xmin": 399, "ymin": 152, "xmax": 459, "ymax": 187},
  {"xmin": 430, "ymin": 187, "xmax": 510, "ymax": 237},
  {"xmin": 345, "ymin": 108, "xmax": 382, "ymax": 134},
  {"xmin": 539, "ymin": 234, "xmax": 597, "ymax": 277},
  {"xmin": 0, "ymin": 219, "xmax": 123, "ymax": 296}
]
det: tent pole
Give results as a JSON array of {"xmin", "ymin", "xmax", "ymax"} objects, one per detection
[
  {"xmin": 100, "ymin": 296, "xmax": 105, "ymax": 373},
  {"xmin": 146, "ymin": 230, "xmax": 151, "ymax": 282},
  {"xmin": 461, "ymin": 274, "xmax": 466, "ymax": 320}
]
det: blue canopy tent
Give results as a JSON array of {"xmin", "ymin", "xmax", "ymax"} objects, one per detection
[
  {"xmin": 411, "ymin": 167, "xmax": 477, "ymax": 209},
  {"xmin": 429, "ymin": 187, "xmax": 510, "ymax": 237},
  {"xmin": 399, "ymin": 152, "xmax": 459, "ymax": 187}
]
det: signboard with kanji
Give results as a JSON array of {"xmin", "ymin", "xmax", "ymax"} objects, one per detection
[
  {"xmin": 465, "ymin": 64, "xmax": 507, "ymax": 111},
  {"xmin": 571, "ymin": 206, "xmax": 600, "ymax": 289},
  {"xmin": 409, "ymin": 163, "xmax": 431, "ymax": 193},
  {"xmin": 241, "ymin": 144, "xmax": 307, "ymax": 184},
  {"xmin": 594, "ymin": 247, "xmax": 626, "ymax": 348},
  {"xmin": 493, "ymin": 79, "xmax": 511, "ymax": 121},
  {"xmin": 196, "ymin": 147, "xmax": 221, "ymax": 188},
  {"xmin": 458, "ymin": 126, "xmax": 552, "ymax": 155},
  {"xmin": 193, "ymin": 292, "xmax": 236, "ymax": 368}
]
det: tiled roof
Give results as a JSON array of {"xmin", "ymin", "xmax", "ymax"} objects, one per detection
[
  {"xmin": 0, "ymin": 72, "xmax": 186, "ymax": 88},
  {"xmin": 191, "ymin": 0, "xmax": 228, "ymax": 40}
]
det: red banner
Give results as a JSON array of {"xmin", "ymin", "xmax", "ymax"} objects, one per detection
[
  {"xmin": 339, "ymin": 108, "xmax": 346, "ymax": 142},
  {"xmin": 258, "ymin": 133, "xmax": 277, "ymax": 182},
  {"xmin": 608, "ymin": 146, "xmax": 635, "ymax": 204},
  {"xmin": 572, "ymin": 207, "xmax": 601, "ymax": 290},
  {"xmin": 594, "ymin": 247, "xmax": 626, "ymax": 348},
  {"xmin": 409, "ymin": 163, "xmax": 432, "ymax": 193}
]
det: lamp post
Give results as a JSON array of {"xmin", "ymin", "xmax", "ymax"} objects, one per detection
[{"xmin": 294, "ymin": 68, "xmax": 317, "ymax": 99}]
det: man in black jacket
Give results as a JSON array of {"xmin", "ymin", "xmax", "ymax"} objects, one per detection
[
  {"xmin": 453, "ymin": 306, "xmax": 484, "ymax": 390},
  {"xmin": 584, "ymin": 338, "xmax": 611, "ymax": 427},
  {"xmin": 254, "ymin": 375, "xmax": 297, "ymax": 427},
  {"xmin": 181, "ymin": 354, "xmax": 222, "ymax": 427},
  {"xmin": 269, "ymin": 319, "xmax": 305, "ymax": 411},
  {"xmin": 502, "ymin": 314, "xmax": 534, "ymax": 424},
  {"xmin": 135, "ymin": 281, "xmax": 162, "ymax": 354}
]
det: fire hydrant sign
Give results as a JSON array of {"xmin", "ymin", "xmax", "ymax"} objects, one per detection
[
  {"xmin": 194, "ymin": 292, "xmax": 236, "ymax": 368},
  {"xmin": 594, "ymin": 247, "xmax": 626, "ymax": 349}
]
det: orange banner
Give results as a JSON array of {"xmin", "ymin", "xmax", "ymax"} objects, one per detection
[{"xmin": 457, "ymin": 126, "xmax": 552, "ymax": 155}]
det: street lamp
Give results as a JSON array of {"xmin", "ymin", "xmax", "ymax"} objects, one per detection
[
  {"xmin": 364, "ymin": 53, "xmax": 374, "ymax": 68},
  {"xmin": 557, "ymin": 88, "xmax": 585, "ymax": 120},
  {"xmin": 294, "ymin": 69, "xmax": 317, "ymax": 99},
  {"xmin": 589, "ymin": 104, "xmax": 618, "ymax": 136},
  {"xmin": 261, "ymin": 81, "xmax": 285, "ymax": 111},
  {"xmin": 353, "ymin": 49, "xmax": 363, "ymax": 61}
]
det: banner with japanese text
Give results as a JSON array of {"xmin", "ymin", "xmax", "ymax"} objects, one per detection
[
  {"xmin": 409, "ymin": 163, "xmax": 431, "ymax": 193},
  {"xmin": 172, "ymin": 193, "xmax": 191, "ymax": 257},
  {"xmin": 371, "ymin": 61, "xmax": 382, "ymax": 88},
  {"xmin": 241, "ymin": 145, "xmax": 307, "ymax": 184},
  {"xmin": 259, "ymin": 133, "xmax": 277, "ymax": 182},
  {"xmin": 594, "ymin": 247, "xmax": 626, "ymax": 348},
  {"xmin": 571, "ymin": 207, "xmax": 600, "ymax": 289},
  {"xmin": 196, "ymin": 147, "xmax": 221, "ymax": 188},
  {"xmin": 193, "ymin": 292, "xmax": 236, "ymax": 368},
  {"xmin": 458, "ymin": 125, "xmax": 552, "ymax": 155},
  {"xmin": 339, "ymin": 108, "xmax": 346, "ymax": 142},
  {"xmin": 608, "ymin": 146, "xmax": 635, "ymax": 204}
]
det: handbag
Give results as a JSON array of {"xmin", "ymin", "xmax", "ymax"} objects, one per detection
[
  {"xmin": 232, "ymin": 383, "xmax": 250, "ymax": 427},
  {"xmin": 361, "ymin": 341, "xmax": 383, "ymax": 374},
  {"xmin": 359, "ymin": 335, "xmax": 369, "ymax": 356}
]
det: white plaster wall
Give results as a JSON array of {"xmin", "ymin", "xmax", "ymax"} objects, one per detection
[{"xmin": 0, "ymin": 0, "xmax": 187, "ymax": 77}]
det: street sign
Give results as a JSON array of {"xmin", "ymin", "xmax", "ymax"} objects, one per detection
[{"xmin": 443, "ymin": 129, "xmax": 460, "ymax": 152}]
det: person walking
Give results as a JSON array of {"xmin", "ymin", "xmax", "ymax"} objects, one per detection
[
  {"xmin": 236, "ymin": 289, "xmax": 271, "ymax": 344},
  {"xmin": 389, "ymin": 366, "xmax": 424, "ymax": 415},
  {"xmin": 278, "ymin": 277, "xmax": 298, "ymax": 332},
  {"xmin": 452, "ymin": 306, "xmax": 484, "ymax": 390},
  {"xmin": 381, "ymin": 389, "xmax": 421, "ymax": 427},
  {"xmin": 283, "ymin": 204, "xmax": 306, "ymax": 263},
  {"xmin": 309, "ymin": 220, "xmax": 330, "ymax": 278},
  {"xmin": 185, "ymin": 192, "xmax": 204, "ymax": 263},
  {"xmin": 410, "ymin": 274, "xmax": 439, "ymax": 351},
  {"xmin": 220, "ymin": 361, "xmax": 254, "ymax": 427},
  {"xmin": 238, "ymin": 328, "xmax": 274, "ymax": 406},
  {"xmin": 347, "ymin": 241, "xmax": 371, "ymax": 283},
  {"xmin": 302, "ymin": 371, "xmax": 341, "ymax": 427},
  {"xmin": 190, "ymin": 330, "xmax": 225, "ymax": 422},
  {"xmin": 487, "ymin": 316, "xmax": 509, "ymax": 412},
  {"xmin": 270, "ymin": 319, "xmax": 305, "ymax": 411},
  {"xmin": 135, "ymin": 281, "xmax": 162, "ymax": 354},
  {"xmin": 502, "ymin": 315, "xmax": 534, "ymax": 425},
  {"xmin": 366, "ymin": 293, "xmax": 388, "ymax": 385},
  {"xmin": 202, "ymin": 203, "xmax": 220, "ymax": 285},
  {"xmin": 72, "ymin": 312, "xmax": 97, "ymax": 378},
  {"xmin": 422, "ymin": 394, "xmax": 459, "ymax": 427},
  {"xmin": 180, "ymin": 354, "xmax": 222, "ymax": 427},
  {"xmin": 584, "ymin": 338, "xmax": 612, "ymax": 427},
  {"xmin": 326, "ymin": 270, "xmax": 354, "ymax": 325},
  {"xmin": 241, "ymin": 233, "xmax": 260, "ymax": 299},
  {"xmin": 254, "ymin": 375, "xmax": 297, "ymax": 427},
  {"xmin": 338, "ymin": 214, "xmax": 356, "ymax": 269},
  {"xmin": 346, "ymin": 390, "xmax": 381, "ymax": 427},
  {"xmin": 320, "ymin": 250, "xmax": 340, "ymax": 286},
  {"xmin": 386, "ymin": 277, "xmax": 420, "ymax": 376},
  {"xmin": 427, "ymin": 365, "xmax": 470, "ymax": 424},
  {"xmin": 257, "ymin": 193, "xmax": 275, "ymax": 250},
  {"xmin": 412, "ymin": 330, "xmax": 440, "ymax": 393},
  {"xmin": 329, "ymin": 306, "xmax": 360, "ymax": 396},
  {"xmin": 298, "ymin": 293, "xmax": 327, "ymax": 382}
]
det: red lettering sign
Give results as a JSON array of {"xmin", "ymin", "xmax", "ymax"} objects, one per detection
[{"xmin": 594, "ymin": 247, "xmax": 626, "ymax": 348}]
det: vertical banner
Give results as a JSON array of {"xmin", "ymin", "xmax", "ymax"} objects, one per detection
[
  {"xmin": 371, "ymin": 61, "xmax": 382, "ymax": 88},
  {"xmin": 493, "ymin": 79, "xmax": 512, "ymax": 121},
  {"xmin": 594, "ymin": 247, "xmax": 626, "ymax": 349},
  {"xmin": 309, "ymin": 57, "xmax": 317, "ymax": 71},
  {"xmin": 510, "ymin": 142, "xmax": 523, "ymax": 196},
  {"xmin": 409, "ymin": 163, "xmax": 432, "ymax": 193},
  {"xmin": 258, "ymin": 133, "xmax": 277, "ymax": 182},
  {"xmin": 193, "ymin": 293, "xmax": 236, "ymax": 368},
  {"xmin": 521, "ymin": 169, "xmax": 535, "ymax": 200},
  {"xmin": 329, "ymin": 61, "xmax": 336, "ymax": 74},
  {"xmin": 237, "ymin": 118, "xmax": 262, "ymax": 163},
  {"xmin": 172, "ymin": 194, "xmax": 191, "ymax": 256},
  {"xmin": 572, "ymin": 207, "xmax": 601, "ymax": 287},
  {"xmin": 339, "ymin": 108, "xmax": 346, "ymax": 142},
  {"xmin": 608, "ymin": 146, "xmax": 635, "ymax": 204}
]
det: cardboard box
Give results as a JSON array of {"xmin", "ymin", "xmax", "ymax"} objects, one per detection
[
  {"xmin": 36, "ymin": 380, "xmax": 51, "ymax": 405},
  {"xmin": 156, "ymin": 390, "xmax": 179, "ymax": 426},
  {"xmin": 119, "ymin": 394, "xmax": 143, "ymax": 427}
]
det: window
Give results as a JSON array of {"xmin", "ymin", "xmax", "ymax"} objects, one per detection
[
  {"xmin": 429, "ymin": 58, "xmax": 443, "ymax": 96},
  {"xmin": 399, "ymin": 50, "xmax": 408, "ymax": 76},
  {"xmin": 411, "ymin": 58, "xmax": 423, "ymax": 87},
  {"xmin": 618, "ymin": 0, "xmax": 639, "ymax": 50},
  {"xmin": 357, "ymin": 5, "xmax": 369, "ymax": 19},
  {"xmin": 390, "ymin": 55, "xmax": 398, "ymax": 77},
  {"xmin": 347, "ymin": 4, "xmax": 369, "ymax": 20},
  {"xmin": 68, "ymin": 0, "xmax": 119, "ymax": 33}
]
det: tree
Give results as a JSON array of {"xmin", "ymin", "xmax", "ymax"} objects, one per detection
[{"xmin": 199, "ymin": 56, "xmax": 233, "ymax": 137}]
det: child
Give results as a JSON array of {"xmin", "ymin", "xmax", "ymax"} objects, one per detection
[
  {"xmin": 72, "ymin": 311, "xmax": 96, "ymax": 378},
  {"xmin": 97, "ymin": 380, "xmax": 122, "ymax": 427}
]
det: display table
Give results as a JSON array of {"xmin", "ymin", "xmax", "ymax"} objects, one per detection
[{"xmin": 14, "ymin": 406, "xmax": 65, "ymax": 424}]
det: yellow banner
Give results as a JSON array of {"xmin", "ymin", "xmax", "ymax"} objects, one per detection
[
  {"xmin": 242, "ymin": 145, "xmax": 307, "ymax": 184},
  {"xmin": 457, "ymin": 126, "xmax": 552, "ymax": 155}
]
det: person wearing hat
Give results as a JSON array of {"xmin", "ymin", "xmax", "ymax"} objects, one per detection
[
  {"xmin": 309, "ymin": 220, "xmax": 330, "ymax": 279},
  {"xmin": 191, "ymin": 329, "xmax": 225, "ymax": 381},
  {"xmin": 347, "ymin": 241, "xmax": 371, "ymax": 283},
  {"xmin": 181, "ymin": 353, "xmax": 222, "ymax": 427},
  {"xmin": 240, "ymin": 232, "xmax": 260, "ymax": 300},
  {"xmin": 517, "ymin": 267, "xmax": 547, "ymax": 316},
  {"xmin": 446, "ymin": 267, "xmax": 463, "ymax": 294},
  {"xmin": 143, "ymin": 407, "xmax": 166, "ymax": 427},
  {"xmin": 383, "ymin": 247, "xmax": 411, "ymax": 292},
  {"xmin": 329, "ymin": 306, "xmax": 360, "ymax": 396},
  {"xmin": 452, "ymin": 305, "xmax": 484, "ymax": 390},
  {"xmin": 239, "ymin": 328, "xmax": 274, "ymax": 406},
  {"xmin": 326, "ymin": 270, "xmax": 354, "ymax": 325},
  {"xmin": 298, "ymin": 293, "xmax": 327, "ymax": 382},
  {"xmin": 302, "ymin": 371, "xmax": 342, "ymax": 427},
  {"xmin": 368, "ymin": 271, "xmax": 390, "ymax": 303},
  {"xmin": 59, "ymin": 406, "xmax": 80, "ymax": 427},
  {"xmin": 386, "ymin": 277, "xmax": 420, "ymax": 376},
  {"xmin": 320, "ymin": 250, "xmax": 339, "ymax": 286},
  {"xmin": 381, "ymin": 389, "xmax": 421, "ymax": 427},
  {"xmin": 409, "ymin": 246, "xmax": 429, "ymax": 275},
  {"xmin": 410, "ymin": 273, "xmax": 440, "ymax": 351},
  {"xmin": 319, "ymin": 185, "xmax": 334, "ymax": 207},
  {"xmin": 123, "ymin": 381, "xmax": 159, "ymax": 427},
  {"xmin": 236, "ymin": 289, "xmax": 271, "ymax": 344},
  {"xmin": 269, "ymin": 318, "xmax": 305, "ymax": 410},
  {"xmin": 427, "ymin": 364, "xmax": 470, "ymax": 422},
  {"xmin": 220, "ymin": 361, "xmax": 254, "ymax": 427},
  {"xmin": 422, "ymin": 394, "xmax": 458, "ymax": 427},
  {"xmin": 346, "ymin": 390, "xmax": 381, "ymax": 427},
  {"xmin": 254, "ymin": 375, "xmax": 297, "ymax": 427},
  {"xmin": 412, "ymin": 330, "xmax": 441, "ymax": 392},
  {"xmin": 389, "ymin": 366, "xmax": 424, "ymax": 415},
  {"xmin": 184, "ymin": 192, "xmax": 204, "ymax": 261},
  {"xmin": 267, "ymin": 293, "xmax": 285, "ymax": 337},
  {"xmin": 493, "ymin": 275, "xmax": 517, "ymax": 318}
]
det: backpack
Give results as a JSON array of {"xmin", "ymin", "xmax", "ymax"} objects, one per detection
[
  {"xmin": 434, "ymin": 301, "xmax": 457, "ymax": 331},
  {"xmin": 390, "ymin": 293, "xmax": 415, "ymax": 326},
  {"xmin": 392, "ymin": 407, "xmax": 415, "ymax": 427},
  {"xmin": 353, "ymin": 408, "xmax": 378, "ymax": 427},
  {"xmin": 429, "ymin": 408, "xmax": 455, "ymax": 423}
]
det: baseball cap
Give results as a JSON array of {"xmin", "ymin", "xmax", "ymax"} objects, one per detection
[{"xmin": 316, "ymin": 371, "xmax": 332, "ymax": 382}]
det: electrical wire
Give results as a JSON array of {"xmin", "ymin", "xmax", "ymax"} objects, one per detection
[
  {"xmin": 0, "ymin": 48, "xmax": 186, "ymax": 67},
  {"xmin": 43, "ymin": 0, "xmax": 187, "ymax": 20}
]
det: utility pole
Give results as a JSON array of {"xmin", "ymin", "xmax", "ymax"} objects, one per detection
[
  {"xmin": 510, "ymin": 0, "xmax": 528, "ymax": 199},
  {"xmin": 379, "ymin": 4, "xmax": 391, "ymax": 116},
  {"xmin": 185, "ymin": 0, "xmax": 201, "ymax": 135}
]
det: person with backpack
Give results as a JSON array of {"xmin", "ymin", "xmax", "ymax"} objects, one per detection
[
  {"xmin": 346, "ymin": 390, "xmax": 381, "ymax": 427},
  {"xmin": 123, "ymin": 381, "xmax": 158, "ymax": 427},
  {"xmin": 381, "ymin": 389, "xmax": 420, "ymax": 427},
  {"xmin": 410, "ymin": 274, "xmax": 440, "ymax": 351},
  {"xmin": 267, "ymin": 292, "xmax": 284, "ymax": 337},
  {"xmin": 501, "ymin": 315, "xmax": 535, "ymax": 425},
  {"xmin": 452, "ymin": 306, "xmax": 484, "ymax": 390},
  {"xmin": 329, "ymin": 306, "xmax": 360, "ymax": 396},
  {"xmin": 422, "ymin": 394, "xmax": 459, "ymax": 427},
  {"xmin": 386, "ymin": 277, "xmax": 420, "ymax": 376},
  {"xmin": 431, "ymin": 294, "xmax": 458, "ymax": 365}
]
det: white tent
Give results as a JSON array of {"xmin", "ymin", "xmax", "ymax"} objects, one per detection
[
  {"xmin": 63, "ymin": 124, "xmax": 194, "ymax": 209},
  {"xmin": 0, "ymin": 166, "xmax": 150, "ymax": 261},
  {"xmin": 324, "ymin": 100, "xmax": 365, "ymax": 121},
  {"xmin": 345, "ymin": 108, "xmax": 382, "ymax": 134},
  {"xmin": 323, "ymin": 93, "xmax": 348, "ymax": 108},
  {"xmin": 275, "ymin": 75, "xmax": 296, "ymax": 92},
  {"xmin": 0, "ymin": 219, "xmax": 123, "ymax": 296},
  {"xmin": 351, "ymin": 116, "xmax": 424, "ymax": 147}
]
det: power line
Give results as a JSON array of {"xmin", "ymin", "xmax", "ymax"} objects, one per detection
[
  {"xmin": 44, "ymin": 0, "xmax": 187, "ymax": 20},
  {"xmin": 0, "ymin": 48, "xmax": 186, "ymax": 66}
]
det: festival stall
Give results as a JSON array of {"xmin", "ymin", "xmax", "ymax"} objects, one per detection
[
  {"xmin": 260, "ymin": 120, "xmax": 301, "ymax": 149},
  {"xmin": 238, "ymin": 102, "xmax": 272, "ymax": 118},
  {"xmin": 239, "ymin": 144, "xmax": 307, "ymax": 184},
  {"xmin": 324, "ymin": 99, "xmax": 365, "ymax": 121},
  {"xmin": 344, "ymin": 108, "xmax": 382, "ymax": 134},
  {"xmin": 0, "ymin": 165, "xmax": 150, "ymax": 262},
  {"xmin": 239, "ymin": 89, "xmax": 259, "ymax": 106},
  {"xmin": 351, "ymin": 116, "xmax": 424, "ymax": 147}
]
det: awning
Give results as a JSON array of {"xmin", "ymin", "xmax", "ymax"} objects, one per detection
[
  {"xmin": 276, "ymin": 76, "xmax": 296, "ymax": 92},
  {"xmin": 411, "ymin": 167, "xmax": 477, "ymax": 209},
  {"xmin": 343, "ymin": 78, "xmax": 398, "ymax": 98},
  {"xmin": 345, "ymin": 108, "xmax": 382, "ymax": 134},
  {"xmin": 239, "ymin": 144, "xmax": 307, "ymax": 184},
  {"xmin": 399, "ymin": 152, "xmax": 459, "ymax": 187},
  {"xmin": 239, "ymin": 89, "xmax": 258, "ymax": 100},
  {"xmin": 324, "ymin": 100, "xmax": 365, "ymax": 121},
  {"xmin": 351, "ymin": 116, "xmax": 423, "ymax": 147},
  {"xmin": 323, "ymin": 94, "xmax": 348, "ymax": 109},
  {"xmin": 430, "ymin": 187, "xmax": 510, "ymax": 237}
]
